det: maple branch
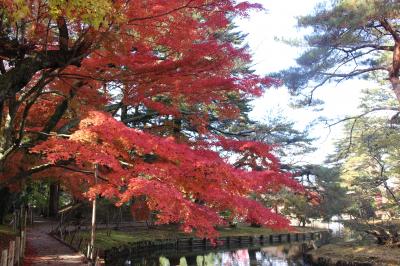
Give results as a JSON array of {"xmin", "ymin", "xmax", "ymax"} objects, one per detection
[
  {"xmin": 39, "ymin": 83, "xmax": 80, "ymax": 139},
  {"xmin": 16, "ymin": 91, "xmax": 45, "ymax": 145},
  {"xmin": 15, "ymin": 73, "xmax": 56, "ymax": 147},
  {"xmin": 121, "ymin": 111, "xmax": 158, "ymax": 124},
  {"xmin": 104, "ymin": 102, "xmax": 123, "ymax": 113},
  {"xmin": 0, "ymin": 163, "xmax": 53, "ymax": 185},
  {"xmin": 25, "ymin": 131, "xmax": 71, "ymax": 138},
  {"xmin": 56, "ymin": 165, "xmax": 109, "ymax": 182},
  {"xmin": 0, "ymin": 50, "xmax": 83, "ymax": 104},
  {"xmin": 28, "ymin": 80, "xmax": 84, "ymax": 143},
  {"xmin": 129, "ymin": 0, "xmax": 194, "ymax": 22},
  {"xmin": 0, "ymin": 143, "xmax": 17, "ymax": 162},
  {"xmin": 17, "ymin": 70, "xmax": 56, "ymax": 104},
  {"xmin": 0, "ymin": 34, "xmax": 33, "ymax": 60},
  {"xmin": 57, "ymin": 119, "xmax": 80, "ymax": 135}
]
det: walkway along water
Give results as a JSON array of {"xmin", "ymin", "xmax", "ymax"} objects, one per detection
[{"xmin": 24, "ymin": 217, "xmax": 330, "ymax": 266}]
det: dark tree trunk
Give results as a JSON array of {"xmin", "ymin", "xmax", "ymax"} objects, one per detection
[
  {"xmin": 250, "ymin": 222, "xmax": 261, "ymax": 227},
  {"xmin": 169, "ymin": 257, "xmax": 180, "ymax": 265},
  {"xmin": 249, "ymin": 249, "xmax": 257, "ymax": 262},
  {"xmin": 0, "ymin": 186, "xmax": 11, "ymax": 223},
  {"xmin": 48, "ymin": 181, "xmax": 60, "ymax": 217},
  {"xmin": 186, "ymin": 256, "xmax": 197, "ymax": 265},
  {"xmin": 299, "ymin": 217, "xmax": 306, "ymax": 227}
]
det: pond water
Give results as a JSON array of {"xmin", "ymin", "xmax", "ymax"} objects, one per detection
[{"xmin": 118, "ymin": 242, "xmax": 313, "ymax": 266}]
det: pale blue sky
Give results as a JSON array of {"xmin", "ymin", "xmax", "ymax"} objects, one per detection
[{"xmin": 236, "ymin": 0, "xmax": 372, "ymax": 164}]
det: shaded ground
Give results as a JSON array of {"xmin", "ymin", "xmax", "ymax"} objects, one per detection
[
  {"xmin": 24, "ymin": 219, "xmax": 87, "ymax": 266},
  {"xmin": 307, "ymin": 239, "xmax": 400, "ymax": 266}
]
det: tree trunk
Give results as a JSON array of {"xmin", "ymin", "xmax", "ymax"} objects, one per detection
[
  {"xmin": 0, "ymin": 187, "xmax": 11, "ymax": 224},
  {"xmin": 301, "ymin": 217, "xmax": 306, "ymax": 227},
  {"xmin": 172, "ymin": 118, "xmax": 182, "ymax": 142},
  {"xmin": 390, "ymin": 42, "xmax": 400, "ymax": 106},
  {"xmin": 0, "ymin": 97, "xmax": 18, "ymax": 164},
  {"xmin": 48, "ymin": 181, "xmax": 60, "ymax": 218},
  {"xmin": 249, "ymin": 249, "xmax": 257, "ymax": 262}
]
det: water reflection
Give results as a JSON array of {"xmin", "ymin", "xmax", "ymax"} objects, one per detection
[{"xmin": 122, "ymin": 243, "xmax": 311, "ymax": 266}]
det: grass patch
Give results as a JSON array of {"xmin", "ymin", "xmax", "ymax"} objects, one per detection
[
  {"xmin": 0, "ymin": 225, "xmax": 15, "ymax": 236},
  {"xmin": 308, "ymin": 240, "xmax": 400, "ymax": 266},
  {"xmin": 74, "ymin": 224, "xmax": 313, "ymax": 250},
  {"xmin": 77, "ymin": 227, "xmax": 189, "ymax": 250}
]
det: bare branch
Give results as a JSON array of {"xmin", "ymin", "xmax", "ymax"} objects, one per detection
[
  {"xmin": 380, "ymin": 19, "xmax": 400, "ymax": 42},
  {"xmin": 317, "ymin": 67, "xmax": 389, "ymax": 78}
]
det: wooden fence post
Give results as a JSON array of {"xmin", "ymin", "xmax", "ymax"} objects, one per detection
[
  {"xmin": 23, "ymin": 209, "xmax": 27, "ymax": 231},
  {"xmin": 70, "ymin": 230, "xmax": 76, "ymax": 245},
  {"xmin": 12, "ymin": 212, "xmax": 17, "ymax": 232},
  {"xmin": 28, "ymin": 207, "xmax": 34, "ymax": 225},
  {"xmin": 15, "ymin": 237, "xmax": 20, "ymax": 266},
  {"xmin": 1, "ymin": 250, "xmax": 7, "ymax": 266},
  {"xmin": 19, "ymin": 208, "xmax": 23, "ymax": 232},
  {"xmin": 89, "ymin": 164, "xmax": 98, "ymax": 261},
  {"xmin": 94, "ymin": 249, "xmax": 100, "ymax": 266},
  {"xmin": 77, "ymin": 238, "xmax": 83, "ymax": 250},
  {"xmin": 86, "ymin": 241, "xmax": 91, "ymax": 259},
  {"xmin": 20, "ymin": 231, "xmax": 26, "ymax": 259},
  {"xmin": 7, "ymin": 241, "xmax": 14, "ymax": 266}
]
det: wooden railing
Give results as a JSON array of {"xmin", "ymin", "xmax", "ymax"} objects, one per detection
[
  {"xmin": 0, "ymin": 232, "xmax": 26, "ymax": 266},
  {"xmin": 0, "ymin": 206, "xmax": 32, "ymax": 266}
]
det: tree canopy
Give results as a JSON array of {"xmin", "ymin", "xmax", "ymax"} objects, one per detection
[
  {"xmin": 0, "ymin": 0, "xmax": 303, "ymax": 237},
  {"xmin": 275, "ymin": 0, "xmax": 400, "ymax": 105}
]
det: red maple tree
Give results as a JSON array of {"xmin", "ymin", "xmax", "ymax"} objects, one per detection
[{"xmin": 0, "ymin": 0, "xmax": 302, "ymax": 237}]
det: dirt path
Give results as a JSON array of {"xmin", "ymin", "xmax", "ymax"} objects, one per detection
[{"xmin": 24, "ymin": 219, "xmax": 87, "ymax": 266}]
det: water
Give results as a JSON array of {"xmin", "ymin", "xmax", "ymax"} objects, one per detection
[
  {"xmin": 309, "ymin": 219, "xmax": 344, "ymax": 237},
  {"xmin": 117, "ymin": 243, "xmax": 313, "ymax": 266}
]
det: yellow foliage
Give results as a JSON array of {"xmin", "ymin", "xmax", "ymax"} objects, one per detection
[
  {"xmin": 6, "ymin": 0, "xmax": 30, "ymax": 21},
  {"xmin": 6, "ymin": 0, "xmax": 121, "ymax": 28},
  {"xmin": 48, "ymin": 0, "xmax": 113, "ymax": 28}
]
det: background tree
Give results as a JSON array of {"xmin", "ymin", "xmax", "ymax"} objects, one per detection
[
  {"xmin": 331, "ymin": 86, "xmax": 400, "ymax": 245},
  {"xmin": 281, "ymin": 165, "xmax": 348, "ymax": 226},
  {"xmin": 274, "ymin": 0, "xmax": 400, "ymax": 105},
  {"xmin": 273, "ymin": 0, "xmax": 400, "ymax": 238},
  {"xmin": 214, "ymin": 108, "xmax": 317, "ymax": 226}
]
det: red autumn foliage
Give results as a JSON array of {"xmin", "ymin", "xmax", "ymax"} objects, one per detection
[
  {"xmin": 0, "ymin": 0, "xmax": 302, "ymax": 238},
  {"xmin": 30, "ymin": 111, "xmax": 300, "ymax": 237}
]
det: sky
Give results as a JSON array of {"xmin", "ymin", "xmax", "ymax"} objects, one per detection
[{"xmin": 236, "ymin": 0, "xmax": 373, "ymax": 164}]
